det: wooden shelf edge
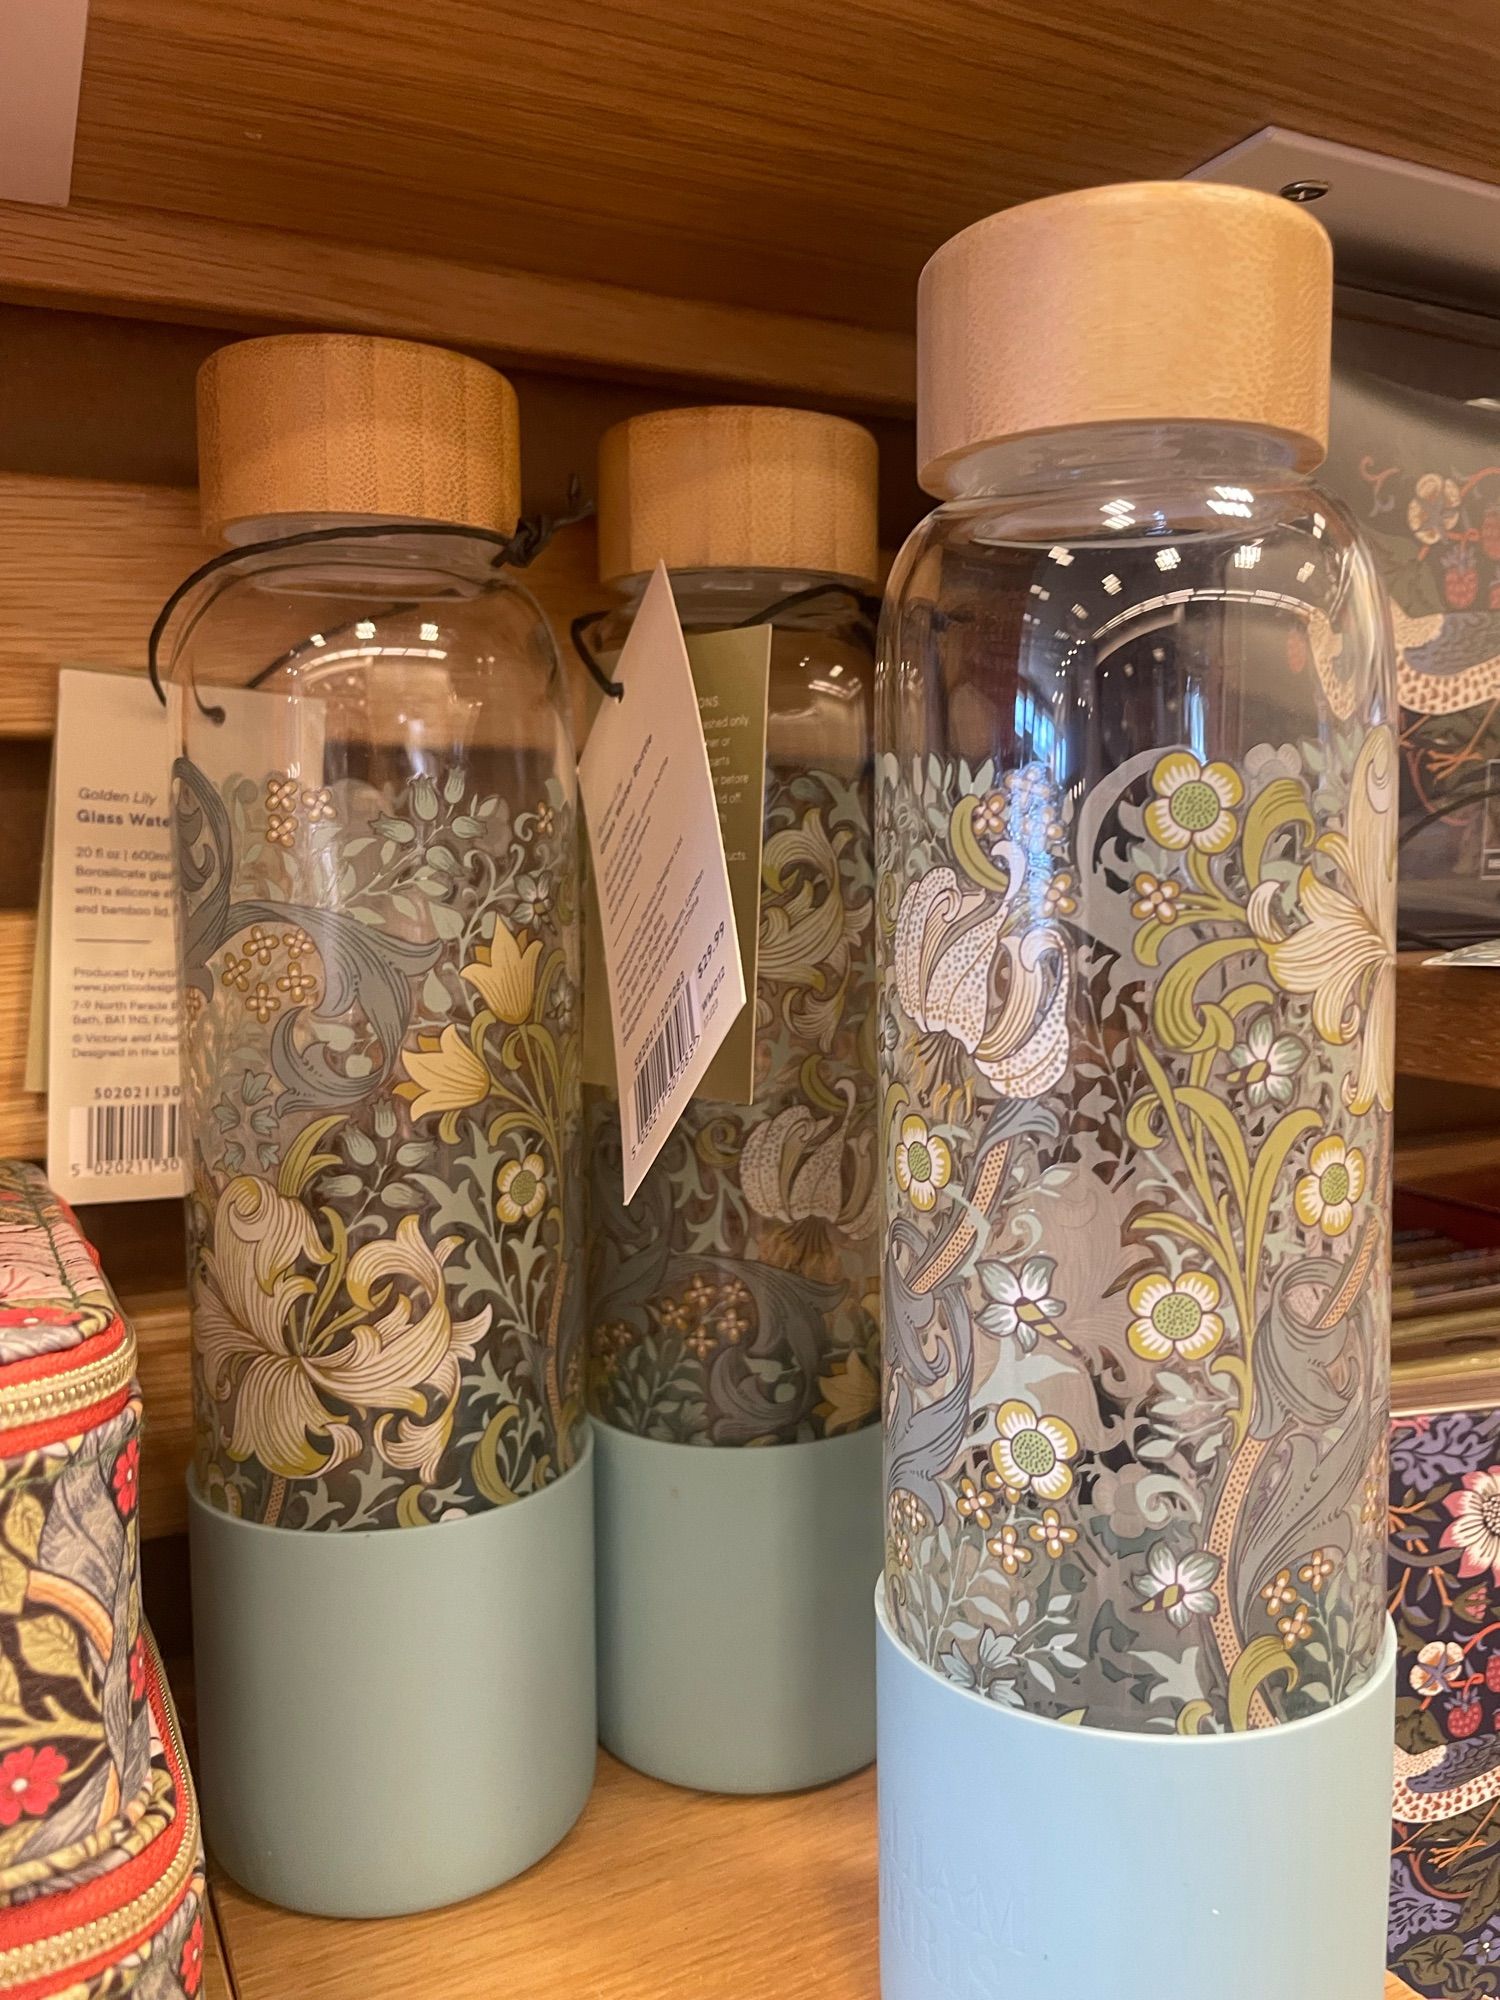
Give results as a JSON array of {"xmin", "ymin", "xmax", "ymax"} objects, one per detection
[
  {"xmin": 0, "ymin": 198, "xmax": 915, "ymax": 414},
  {"xmin": 202, "ymin": 1751, "xmax": 1428, "ymax": 2000},
  {"xmin": 1395, "ymin": 951, "xmax": 1500, "ymax": 1089}
]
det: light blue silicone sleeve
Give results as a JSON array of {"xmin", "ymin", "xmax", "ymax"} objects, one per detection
[
  {"xmin": 593, "ymin": 1417, "xmax": 881, "ymax": 1792},
  {"xmin": 189, "ymin": 1428, "xmax": 596, "ymax": 1917},
  {"xmin": 876, "ymin": 1579, "xmax": 1397, "ymax": 2000}
]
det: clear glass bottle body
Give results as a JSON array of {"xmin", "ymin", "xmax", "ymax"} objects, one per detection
[
  {"xmin": 169, "ymin": 533, "xmax": 582, "ymax": 1530},
  {"xmin": 877, "ymin": 425, "xmax": 1394, "ymax": 1731},
  {"xmin": 586, "ymin": 569, "xmax": 879, "ymax": 1445}
]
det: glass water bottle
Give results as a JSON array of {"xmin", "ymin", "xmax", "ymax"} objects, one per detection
[
  {"xmin": 585, "ymin": 405, "xmax": 883, "ymax": 1792},
  {"xmin": 166, "ymin": 332, "xmax": 593, "ymax": 1916},
  {"xmin": 878, "ymin": 186, "xmax": 1395, "ymax": 1738}
]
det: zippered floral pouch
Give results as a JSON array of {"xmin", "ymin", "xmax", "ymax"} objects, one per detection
[{"xmin": 0, "ymin": 1162, "xmax": 203, "ymax": 1996}]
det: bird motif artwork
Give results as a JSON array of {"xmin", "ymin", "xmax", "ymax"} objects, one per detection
[
  {"xmin": 1323, "ymin": 372, "xmax": 1500, "ymax": 951},
  {"xmin": 1393, "ymin": 1735, "xmax": 1500, "ymax": 1826},
  {"xmin": 1392, "ymin": 604, "xmax": 1500, "ymax": 720}
]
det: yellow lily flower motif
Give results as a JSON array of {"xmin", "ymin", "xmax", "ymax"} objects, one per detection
[
  {"xmin": 398, "ymin": 1024, "xmax": 491, "ymax": 1141},
  {"xmin": 1249, "ymin": 727, "xmax": 1395, "ymax": 1115},
  {"xmin": 461, "ymin": 918, "xmax": 541, "ymax": 1025},
  {"xmin": 192, "ymin": 1178, "xmax": 490, "ymax": 1483}
]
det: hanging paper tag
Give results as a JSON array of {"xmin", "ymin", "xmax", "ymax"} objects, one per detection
[
  {"xmin": 41, "ymin": 667, "xmax": 327, "ymax": 1202},
  {"xmin": 578, "ymin": 563, "xmax": 746, "ymax": 1200},
  {"xmin": 678, "ymin": 624, "xmax": 770, "ymax": 1102},
  {"xmin": 582, "ymin": 621, "xmax": 770, "ymax": 1105},
  {"xmin": 45, "ymin": 669, "xmax": 185, "ymax": 1201}
]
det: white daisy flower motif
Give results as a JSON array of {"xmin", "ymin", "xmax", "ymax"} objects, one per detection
[
  {"xmin": 977, "ymin": 1255, "xmax": 1065, "ymax": 1352},
  {"xmin": 1226, "ymin": 1013, "xmax": 1306, "ymax": 1109},
  {"xmin": 1144, "ymin": 750, "xmax": 1243, "ymax": 855},
  {"xmin": 989, "ymin": 1399, "xmax": 1079, "ymax": 1503},
  {"xmin": 1126, "ymin": 1269, "xmax": 1224, "ymax": 1364},
  {"xmin": 1408, "ymin": 1640, "xmax": 1466, "ymax": 1698},
  {"xmin": 1293, "ymin": 1134, "xmax": 1366, "ymax": 1238},
  {"xmin": 892, "ymin": 1113, "xmax": 953, "ymax": 1214},
  {"xmin": 1442, "ymin": 1466, "xmax": 1500, "ymax": 1583},
  {"xmin": 1131, "ymin": 1542, "xmax": 1221, "ymax": 1628}
]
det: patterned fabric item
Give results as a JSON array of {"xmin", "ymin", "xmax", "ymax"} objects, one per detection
[
  {"xmin": 0, "ymin": 1643, "xmax": 205, "ymax": 1998},
  {"xmin": 1388, "ymin": 1402, "xmax": 1500, "ymax": 1996},
  {"xmin": 1325, "ymin": 370, "xmax": 1500, "ymax": 949},
  {"xmin": 0, "ymin": 1163, "xmax": 204, "ymax": 1997}
]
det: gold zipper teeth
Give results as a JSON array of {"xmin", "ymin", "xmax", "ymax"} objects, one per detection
[
  {"xmin": 0, "ymin": 1638, "xmax": 199, "ymax": 1982},
  {"xmin": 0, "ymin": 1341, "xmax": 136, "ymax": 1428}
]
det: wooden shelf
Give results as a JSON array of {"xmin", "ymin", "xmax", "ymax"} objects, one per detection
[
  {"xmin": 41, "ymin": 1, "xmax": 1500, "ymax": 338},
  {"xmin": 198, "ymin": 1750, "xmax": 1422, "ymax": 1998},
  {"xmin": 0, "ymin": 200, "xmax": 915, "ymax": 414},
  {"xmin": 1393, "ymin": 952, "xmax": 1500, "ymax": 1089}
]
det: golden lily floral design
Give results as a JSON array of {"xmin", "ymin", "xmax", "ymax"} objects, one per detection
[
  {"xmin": 1126, "ymin": 1270, "xmax": 1224, "ymax": 1364},
  {"xmin": 989, "ymin": 1400, "xmax": 1078, "ymax": 1504},
  {"xmin": 1293, "ymin": 1133, "xmax": 1367, "ymax": 1237},
  {"xmin": 1144, "ymin": 751, "xmax": 1243, "ymax": 855},
  {"xmin": 174, "ymin": 757, "xmax": 581, "ymax": 1530},
  {"xmin": 891, "ymin": 1114, "xmax": 951, "ymax": 1213},
  {"xmin": 878, "ymin": 709, "xmax": 1394, "ymax": 1730},
  {"xmin": 586, "ymin": 766, "xmax": 878, "ymax": 1446}
]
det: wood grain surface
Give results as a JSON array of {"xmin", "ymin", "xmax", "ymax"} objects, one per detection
[
  {"xmin": 208, "ymin": 1751, "xmax": 1424, "ymax": 1999},
  {"xmin": 0, "ymin": 472, "xmax": 615, "ymax": 737},
  {"xmin": 213, "ymin": 1756, "xmax": 879, "ymax": 2000},
  {"xmin": 202, "ymin": 1891, "xmax": 235, "ymax": 2000},
  {"xmin": 132, "ymin": 1291, "xmax": 194, "ymax": 1540},
  {"xmin": 0, "ymin": 199, "xmax": 915, "ymax": 413},
  {"xmin": 62, "ymin": 0, "xmax": 1500, "ymax": 332},
  {"xmin": 1394, "ymin": 953, "xmax": 1500, "ymax": 1089}
]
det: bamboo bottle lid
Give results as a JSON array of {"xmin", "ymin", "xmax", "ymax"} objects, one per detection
[
  {"xmin": 196, "ymin": 333, "xmax": 521, "ymax": 544},
  {"xmin": 597, "ymin": 406, "xmax": 879, "ymax": 587},
  {"xmin": 917, "ymin": 181, "xmax": 1333, "ymax": 497}
]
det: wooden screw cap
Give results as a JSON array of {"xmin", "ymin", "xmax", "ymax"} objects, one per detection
[
  {"xmin": 597, "ymin": 406, "xmax": 879, "ymax": 587},
  {"xmin": 196, "ymin": 333, "xmax": 521, "ymax": 544},
  {"xmin": 917, "ymin": 181, "xmax": 1333, "ymax": 497}
]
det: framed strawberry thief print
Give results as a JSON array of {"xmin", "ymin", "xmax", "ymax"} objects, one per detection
[{"xmin": 1388, "ymin": 1398, "xmax": 1500, "ymax": 1994}]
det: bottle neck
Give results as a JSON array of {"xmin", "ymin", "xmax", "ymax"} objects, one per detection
[
  {"xmin": 208, "ymin": 520, "xmax": 512, "ymax": 595},
  {"xmin": 937, "ymin": 422, "xmax": 1310, "ymax": 503},
  {"xmin": 615, "ymin": 567, "xmax": 873, "ymax": 633}
]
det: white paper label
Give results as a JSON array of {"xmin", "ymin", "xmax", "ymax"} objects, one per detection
[
  {"xmin": 46, "ymin": 670, "xmax": 185, "ymax": 1201},
  {"xmin": 578, "ymin": 563, "xmax": 746, "ymax": 1200}
]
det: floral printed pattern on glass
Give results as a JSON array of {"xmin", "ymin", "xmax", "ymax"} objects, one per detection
[
  {"xmin": 174, "ymin": 757, "xmax": 582, "ymax": 1529},
  {"xmin": 879, "ymin": 731, "xmax": 1394, "ymax": 1733},
  {"xmin": 586, "ymin": 766, "xmax": 878, "ymax": 1446}
]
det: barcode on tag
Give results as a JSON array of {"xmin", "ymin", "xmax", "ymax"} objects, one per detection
[
  {"xmin": 69, "ymin": 1103, "xmax": 181, "ymax": 1176},
  {"xmin": 631, "ymin": 978, "xmax": 700, "ymax": 1150}
]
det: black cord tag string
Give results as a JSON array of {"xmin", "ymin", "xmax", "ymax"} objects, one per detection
[
  {"xmin": 148, "ymin": 482, "xmax": 593, "ymax": 722},
  {"xmin": 570, "ymin": 580, "xmax": 881, "ymax": 701}
]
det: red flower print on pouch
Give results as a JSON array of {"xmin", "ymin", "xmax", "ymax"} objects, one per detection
[
  {"xmin": 112, "ymin": 1438, "xmax": 139, "ymax": 1516},
  {"xmin": 128, "ymin": 1635, "xmax": 149, "ymax": 1702},
  {"xmin": 1449, "ymin": 1695, "xmax": 1483, "ymax": 1740},
  {"xmin": 0, "ymin": 1746, "xmax": 66, "ymax": 1825},
  {"xmin": 180, "ymin": 1914, "xmax": 205, "ymax": 1995}
]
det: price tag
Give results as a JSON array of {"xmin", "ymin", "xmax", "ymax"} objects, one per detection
[
  {"xmin": 578, "ymin": 564, "xmax": 746, "ymax": 1200},
  {"xmin": 44, "ymin": 669, "xmax": 185, "ymax": 1202}
]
